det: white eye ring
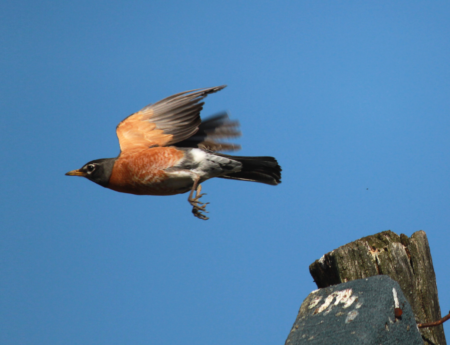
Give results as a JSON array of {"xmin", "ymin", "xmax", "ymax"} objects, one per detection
[{"xmin": 86, "ymin": 164, "xmax": 96, "ymax": 173}]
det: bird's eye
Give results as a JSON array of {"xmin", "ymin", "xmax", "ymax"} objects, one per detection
[{"xmin": 86, "ymin": 164, "xmax": 96, "ymax": 173}]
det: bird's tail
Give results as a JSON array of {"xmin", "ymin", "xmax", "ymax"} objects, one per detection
[{"xmin": 216, "ymin": 154, "xmax": 282, "ymax": 186}]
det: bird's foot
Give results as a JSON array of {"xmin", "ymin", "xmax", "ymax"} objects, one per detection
[
  {"xmin": 192, "ymin": 206, "xmax": 209, "ymax": 220},
  {"xmin": 188, "ymin": 184, "xmax": 209, "ymax": 220},
  {"xmin": 189, "ymin": 199, "xmax": 209, "ymax": 220}
]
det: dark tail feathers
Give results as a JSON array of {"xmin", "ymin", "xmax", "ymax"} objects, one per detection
[{"xmin": 217, "ymin": 154, "xmax": 282, "ymax": 186}]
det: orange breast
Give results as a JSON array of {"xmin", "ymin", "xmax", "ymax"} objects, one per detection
[{"xmin": 108, "ymin": 147, "xmax": 186, "ymax": 196}]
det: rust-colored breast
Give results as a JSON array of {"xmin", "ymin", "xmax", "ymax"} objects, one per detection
[{"xmin": 108, "ymin": 147, "xmax": 185, "ymax": 196}]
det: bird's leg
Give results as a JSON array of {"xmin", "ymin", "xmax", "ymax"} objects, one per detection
[
  {"xmin": 188, "ymin": 177, "xmax": 209, "ymax": 220},
  {"xmin": 195, "ymin": 184, "xmax": 206, "ymax": 199}
]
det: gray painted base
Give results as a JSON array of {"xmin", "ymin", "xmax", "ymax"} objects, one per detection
[{"xmin": 285, "ymin": 276, "xmax": 422, "ymax": 345}]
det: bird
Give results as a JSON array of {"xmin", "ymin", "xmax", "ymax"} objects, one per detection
[{"xmin": 65, "ymin": 85, "xmax": 281, "ymax": 220}]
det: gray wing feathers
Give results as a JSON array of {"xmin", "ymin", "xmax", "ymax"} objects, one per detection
[
  {"xmin": 176, "ymin": 112, "xmax": 241, "ymax": 151},
  {"xmin": 140, "ymin": 85, "xmax": 227, "ymax": 146}
]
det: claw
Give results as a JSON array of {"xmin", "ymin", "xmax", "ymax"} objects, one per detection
[
  {"xmin": 192, "ymin": 208, "xmax": 209, "ymax": 220},
  {"xmin": 191, "ymin": 200, "xmax": 209, "ymax": 220},
  {"xmin": 188, "ymin": 182, "xmax": 210, "ymax": 220}
]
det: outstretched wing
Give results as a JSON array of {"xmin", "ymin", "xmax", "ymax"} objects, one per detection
[{"xmin": 116, "ymin": 85, "xmax": 226, "ymax": 151}]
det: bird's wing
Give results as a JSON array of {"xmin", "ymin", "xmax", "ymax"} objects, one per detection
[
  {"xmin": 175, "ymin": 112, "xmax": 241, "ymax": 152},
  {"xmin": 116, "ymin": 85, "xmax": 226, "ymax": 151}
]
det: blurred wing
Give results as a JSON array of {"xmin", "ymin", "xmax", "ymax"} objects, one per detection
[
  {"xmin": 116, "ymin": 85, "xmax": 226, "ymax": 151},
  {"xmin": 176, "ymin": 112, "xmax": 241, "ymax": 152}
]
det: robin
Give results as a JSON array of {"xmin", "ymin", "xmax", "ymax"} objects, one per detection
[{"xmin": 66, "ymin": 85, "xmax": 282, "ymax": 220}]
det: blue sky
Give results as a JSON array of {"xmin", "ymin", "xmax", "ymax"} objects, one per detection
[{"xmin": 2, "ymin": 1, "xmax": 450, "ymax": 344}]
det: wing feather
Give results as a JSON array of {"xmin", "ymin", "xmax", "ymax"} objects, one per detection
[
  {"xmin": 116, "ymin": 85, "xmax": 226, "ymax": 151},
  {"xmin": 176, "ymin": 112, "xmax": 241, "ymax": 152}
]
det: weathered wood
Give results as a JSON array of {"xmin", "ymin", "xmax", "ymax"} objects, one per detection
[
  {"xmin": 309, "ymin": 230, "xmax": 445, "ymax": 345},
  {"xmin": 285, "ymin": 276, "xmax": 423, "ymax": 345}
]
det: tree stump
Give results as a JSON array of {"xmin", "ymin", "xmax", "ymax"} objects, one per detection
[{"xmin": 309, "ymin": 230, "xmax": 446, "ymax": 345}]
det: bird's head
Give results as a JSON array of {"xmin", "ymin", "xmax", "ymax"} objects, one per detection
[{"xmin": 65, "ymin": 158, "xmax": 116, "ymax": 187}]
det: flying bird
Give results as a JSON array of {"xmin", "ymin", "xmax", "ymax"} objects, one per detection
[{"xmin": 65, "ymin": 85, "xmax": 281, "ymax": 220}]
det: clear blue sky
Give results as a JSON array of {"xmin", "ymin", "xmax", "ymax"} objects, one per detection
[{"xmin": 2, "ymin": 1, "xmax": 450, "ymax": 344}]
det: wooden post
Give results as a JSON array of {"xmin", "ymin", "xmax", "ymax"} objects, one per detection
[{"xmin": 309, "ymin": 230, "xmax": 446, "ymax": 345}]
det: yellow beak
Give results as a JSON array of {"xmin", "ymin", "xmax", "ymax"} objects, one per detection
[{"xmin": 65, "ymin": 169, "xmax": 87, "ymax": 177}]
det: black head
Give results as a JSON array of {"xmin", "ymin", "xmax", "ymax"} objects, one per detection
[{"xmin": 65, "ymin": 158, "xmax": 117, "ymax": 187}]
